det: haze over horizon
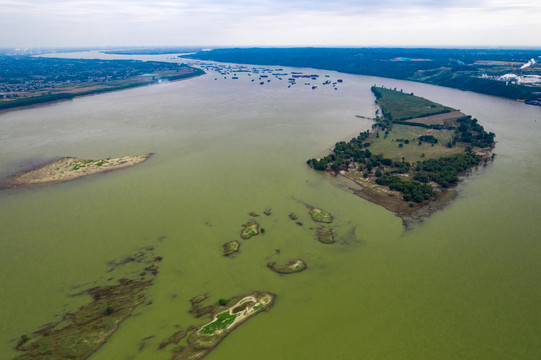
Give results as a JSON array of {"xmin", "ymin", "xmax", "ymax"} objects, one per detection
[{"xmin": 1, "ymin": 0, "xmax": 540, "ymax": 49}]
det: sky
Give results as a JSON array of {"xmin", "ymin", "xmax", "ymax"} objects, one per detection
[{"xmin": 1, "ymin": 0, "xmax": 540, "ymax": 48}]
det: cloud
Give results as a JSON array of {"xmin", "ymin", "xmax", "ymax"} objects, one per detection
[{"xmin": 0, "ymin": 0, "xmax": 540, "ymax": 47}]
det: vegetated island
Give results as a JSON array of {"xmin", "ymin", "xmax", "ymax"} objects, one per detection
[
  {"xmin": 267, "ymin": 259, "xmax": 307, "ymax": 274},
  {"xmin": 307, "ymin": 86, "xmax": 495, "ymax": 225},
  {"xmin": 240, "ymin": 221, "xmax": 260, "ymax": 239},
  {"xmin": 13, "ymin": 248, "xmax": 161, "ymax": 360},
  {"xmin": 3, "ymin": 154, "xmax": 153, "ymax": 188},
  {"xmin": 222, "ymin": 241, "xmax": 240, "ymax": 257},
  {"xmin": 303, "ymin": 204, "xmax": 336, "ymax": 243},
  {"xmin": 0, "ymin": 56, "xmax": 204, "ymax": 111},
  {"xmin": 162, "ymin": 292, "xmax": 275, "ymax": 360}
]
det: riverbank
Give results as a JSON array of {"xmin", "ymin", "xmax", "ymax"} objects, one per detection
[
  {"xmin": 0, "ymin": 67, "xmax": 204, "ymax": 113},
  {"xmin": 340, "ymin": 171, "xmax": 458, "ymax": 226},
  {"xmin": 2, "ymin": 154, "xmax": 153, "ymax": 188}
]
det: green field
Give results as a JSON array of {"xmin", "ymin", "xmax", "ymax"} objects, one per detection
[
  {"xmin": 372, "ymin": 86, "xmax": 455, "ymax": 121},
  {"xmin": 368, "ymin": 125, "xmax": 465, "ymax": 162}
]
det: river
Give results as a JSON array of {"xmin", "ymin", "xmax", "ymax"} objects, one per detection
[{"xmin": 0, "ymin": 52, "xmax": 540, "ymax": 359}]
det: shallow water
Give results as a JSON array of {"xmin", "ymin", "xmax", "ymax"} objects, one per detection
[{"xmin": 1, "ymin": 54, "xmax": 540, "ymax": 359}]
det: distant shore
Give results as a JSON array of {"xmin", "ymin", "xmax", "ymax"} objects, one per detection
[{"xmin": 0, "ymin": 68, "xmax": 204, "ymax": 113}]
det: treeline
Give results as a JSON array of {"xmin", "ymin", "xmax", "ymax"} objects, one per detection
[
  {"xmin": 307, "ymin": 132, "xmax": 483, "ymax": 202},
  {"xmin": 415, "ymin": 152, "xmax": 482, "ymax": 188},
  {"xmin": 186, "ymin": 48, "xmax": 541, "ymax": 101},
  {"xmin": 376, "ymin": 175, "xmax": 433, "ymax": 203},
  {"xmin": 453, "ymin": 116, "xmax": 495, "ymax": 148}
]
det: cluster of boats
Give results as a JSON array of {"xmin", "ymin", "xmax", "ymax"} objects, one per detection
[{"xmin": 193, "ymin": 62, "xmax": 343, "ymax": 90}]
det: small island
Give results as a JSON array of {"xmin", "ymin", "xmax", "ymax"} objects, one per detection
[
  {"xmin": 267, "ymin": 259, "xmax": 307, "ymax": 274},
  {"xmin": 222, "ymin": 241, "xmax": 240, "ymax": 256},
  {"xmin": 3, "ymin": 154, "xmax": 153, "ymax": 187},
  {"xmin": 307, "ymin": 86, "xmax": 495, "ymax": 224},
  {"xmin": 240, "ymin": 221, "xmax": 259, "ymax": 239},
  {"xmin": 171, "ymin": 292, "xmax": 275, "ymax": 360},
  {"xmin": 316, "ymin": 226, "xmax": 335, "ymax": 244},
  {"xmin": 308, "ymin": 206, "xmax": 333, "ymax": 223}
]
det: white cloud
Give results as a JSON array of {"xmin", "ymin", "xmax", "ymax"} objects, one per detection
[{"xmin": 0, "ymin": 0, "xmax": 539, "ymax": 47}]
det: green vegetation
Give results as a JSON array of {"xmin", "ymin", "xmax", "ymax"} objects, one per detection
[
  {"xmin": 169, "ymin": 292, "xmax": 275, "ymax": 360},
  {"xmin": 367, "ymin": 125, "xmax": 464, "ymax": 162},
  {"xmin": 240, "ymin": 221, "xmax": 259, "ymax": 239},
  {"xmin": 199, "ymin": 310, "xmax": 238, "ymax": 334},
  {"xmin": 307, "ymin": 87, "xmax": 495, "ymax": 218},
  {"xmin": 267, "ymin": 259, "xmax": 307, "ymax": 274},
  {"xmin": 418, "ymin": 135, "xmax": 438, "ymax": 144},
  {"xmin": 14, "ymin": 279, "xmax": 152, "ymax": 360},
  {"xmin": 317, "ymin": 226, "xmax": 335, "ymax": 244},
  {"xmin": 372, "ymin": 86, "xmax": 454, "ymax": 121},
  {"xmin": 308, "ymin": 207, "xmax": 333, "ymax": 223}
]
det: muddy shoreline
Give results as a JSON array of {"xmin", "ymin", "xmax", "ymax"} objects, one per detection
[{"xmin": 338, "ymin": 162, "xmax": 493, "ymax": 228}]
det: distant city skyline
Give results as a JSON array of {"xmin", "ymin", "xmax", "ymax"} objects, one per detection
[{"xmin": 1, "ymin": 0, "xmax": 540, "ymax": 48}]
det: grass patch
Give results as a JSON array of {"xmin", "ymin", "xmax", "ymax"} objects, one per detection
[
  {"xmin": 199, "ymin": 311, "xmax": 239, "ymax": 335},
  {"xmin": 309, "ymin": 208, "xmax": 333, "ymax": 223},
  {"xmin": 373, "ymin": 86, "xmax": 455, "ymax": 121},
  {"xmin": 368, "ymin": 125, "xmax": 465, "ymax": 162}
]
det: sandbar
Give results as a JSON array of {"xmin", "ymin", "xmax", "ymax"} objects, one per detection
[{"xmin": 4, "ymin": 154, "xmax": 153, "ymax": 187}]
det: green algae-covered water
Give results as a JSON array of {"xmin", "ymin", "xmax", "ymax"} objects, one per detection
[{"xmin": 1, "ymin": 54, "xmax": 540, "ymax": 359}]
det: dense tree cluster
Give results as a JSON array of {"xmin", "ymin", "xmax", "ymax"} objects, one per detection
[
  {"xmin": 307, "ymin": 130, "xmax": 371, "ymax": 171},
  {"xmin": 454, "ymin": 116, "xmax": 495, "ymax": 148},
  {"xmin": 418, "ymin": 135, "xmax": 439, "ymax": 144},
  {"xmin": 376, "ymin": 175, "xmax": 433, "ymax": 203},
  {"xmin": 417, "ymin": 152, "xmax": 482, "ymax": 188}
]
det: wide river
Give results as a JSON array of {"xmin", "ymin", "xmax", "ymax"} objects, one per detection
[{"xmin": 1, "ymin": 52, "xmax": 540, "ymax": 359}]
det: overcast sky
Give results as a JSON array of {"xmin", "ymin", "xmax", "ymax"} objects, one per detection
[{"xmin": 1, "ymin": 0, "xmax": 540, "ymax": 48}]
